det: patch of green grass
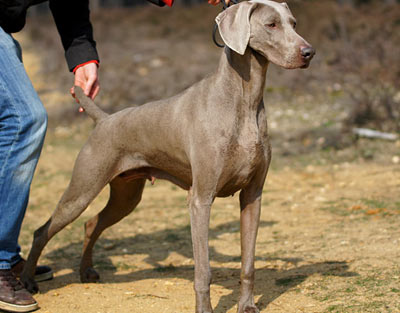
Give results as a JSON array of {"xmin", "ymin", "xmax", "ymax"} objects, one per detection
[
  {"xmin": 322, "ymin": 120, "xmax": 336, "ymax": 128},
  {"xmin": 320, "ymin": 197, "xmax": 400, "ymax": 217},
  {"xmin": 361, "ymin": 198, "xmax": 388, "ymax": 209},
  {"xmin": 315, "ymin": 269, "xmax": 400, "ymax": 313},
  {"xmin": 320, "ymin": 205, "xmax": 351, "ymax": 216},
  {"xmin": 354, "ymin": 275, "xmax": 386, "ymax": 288},
  {"xmin": 326, "ymin": 304, "xmax": 347, "ymax": 313},
  {"xmin": 173, "ymin": 195, "xmax": 187, "ymax": 203},
  {"xmin": 116, "ymin": 262, "xmax": 135, "ymax": 271},
  {"xmin": 344, "ymin": 286, "xmax": 356, "ymax": 293},
  {"xmin": 325, "ymin": 300, "xmax": 391, "ymax": 313}
]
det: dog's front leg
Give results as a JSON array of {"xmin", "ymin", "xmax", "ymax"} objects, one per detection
[
  {"xmin": 188, "ymin": 188, "xmax": 214, "ymax": 313},
  {"xmin": 237, "ymin": 182, "xmax": 264, "ymax": 313}
]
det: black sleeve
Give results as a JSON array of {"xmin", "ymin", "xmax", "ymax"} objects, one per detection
[
  {"xmin": 49, "ymin": 0, "xmax": 99, "ymax": 72},
  {"xmin": 0, "ymin": 0, "xmax": 28, "ymax": 33}
]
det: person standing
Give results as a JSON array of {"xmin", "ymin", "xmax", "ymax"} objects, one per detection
[{"xmin": 0, "ymin": 1, "xmax": 99, "ymax": 311}]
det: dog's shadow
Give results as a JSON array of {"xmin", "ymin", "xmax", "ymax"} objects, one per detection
[{"xmin": 40, "ymin": 220, "xmax": 357, "ymax": 312}]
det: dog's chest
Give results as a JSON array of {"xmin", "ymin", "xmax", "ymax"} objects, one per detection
[
  {"xmin": 217, "ymin": 125, "xmax": 267, "ymax": 196},
  {"xmin": 229, "ymin": 133, "xmax": 264, "ymax": 172}
]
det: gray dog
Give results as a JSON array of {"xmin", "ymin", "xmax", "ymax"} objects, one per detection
[{"xmin": 21, "ymin": 1, "xmax": 314, "ymax": 312}]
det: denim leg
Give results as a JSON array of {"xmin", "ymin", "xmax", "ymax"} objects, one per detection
[{"xmin": 0, "ymin": 27, "xmax": 48, "ymax": 269}]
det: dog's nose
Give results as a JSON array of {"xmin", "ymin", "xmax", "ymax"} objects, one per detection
[{"xmin": 300, "ymin": 46, "xmax": 315, "ymax": 60}]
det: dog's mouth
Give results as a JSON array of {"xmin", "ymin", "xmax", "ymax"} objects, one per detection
[
  {"xmin": 283, "ymin": 58, "xmax": 311, "ymax": 70},
  {"xmin": 300, "ymin": 61, "xmax": 311, "ymax": 69},
  {"xmin": 281, "ymin": 51, "xmax": 314, "ymax": 69}
]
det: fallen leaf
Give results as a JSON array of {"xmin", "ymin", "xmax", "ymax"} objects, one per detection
[
  {"xmin": 366, "ymin": 209, "xmax": 381, "ymax": 215},
  {"xmin": 348, "ymin": 204, "xmax": 365, "ymax": 211}
]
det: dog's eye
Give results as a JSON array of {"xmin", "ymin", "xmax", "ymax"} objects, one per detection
[
  {"xmin": 267, "ymin": 23, "xmax": 276, "ymax": 28},
  {"xmin": 293, "ymin": 22, "xmax": 297, "ymax": 29}
]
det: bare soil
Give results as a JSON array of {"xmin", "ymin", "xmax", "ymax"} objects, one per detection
[
  {"xmin": 21, "ymin": 133, "xmax": 400, "ymax": 313},
  {"xmin": 11, "ymin": 3, "xmax": 400, "ymax": 313}
]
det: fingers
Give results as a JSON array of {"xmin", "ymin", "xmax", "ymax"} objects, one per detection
[
  {"xmin": 84, "ymin": 73, "xmax": 97, "ymax": 99},
  {"xmin": 88, "ymin": 79, "xmax": 100, "ymax": 100},
  {"xmin": 74, "ymin": 62, "xmax": 100, "ymax": 100},
  {"xmin": 208, "ymin": 0, "xmax": 230, "ymax": 5},
  {"xmin": 70, "ymin": 63, "xmax": 100, "ymax": 114}
]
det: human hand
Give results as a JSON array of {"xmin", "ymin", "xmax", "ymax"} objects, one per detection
[
  {"xmin": 71, "ymin": 62, "xmax": 100, "ymax": 100},
  {"xmin": 208, "ymin": 0, "xmax": 230, "ymax": 5}
]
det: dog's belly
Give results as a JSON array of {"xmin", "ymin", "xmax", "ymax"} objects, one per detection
[{"xmin": 119, "ymin": 166, "xmax": 192, "ymax": 190}]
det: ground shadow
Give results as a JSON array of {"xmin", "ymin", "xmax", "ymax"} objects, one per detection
[
  {"xmin": 37, "ymin": 260, "xmax": 356, "ymax": 312},
  {"xmin": 39, "ymin": 220, "xmax": 357, "ymax": 312},
  {"xmin": 44, "ymin": 220, "xmax": 277, "ymax": 269}
]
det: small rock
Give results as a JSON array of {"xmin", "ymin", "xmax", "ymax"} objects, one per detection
[
  {"xmin": 103, "ymin": 243, "xmax": 116, "ymax": 250},
  {"xmin": 137, "ymin": 66, "xmax": 149, "ymax": 76},
  {"xmin": 150, "ymin": 58, "xmax": 164, "ymax": 68}
]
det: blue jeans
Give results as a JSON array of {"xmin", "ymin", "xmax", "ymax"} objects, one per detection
[{"xmin": 0, "ymin": 26, "xmax": 48, "ymax": 270}]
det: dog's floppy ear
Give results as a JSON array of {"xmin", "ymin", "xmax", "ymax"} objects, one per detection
[
  {"xmin": 215, "ymin": 1, "xmax": 259, "ymax": 55},
  {"xmin": 281, "ymin": 2, "xmax": 289, "ymax": 9}
]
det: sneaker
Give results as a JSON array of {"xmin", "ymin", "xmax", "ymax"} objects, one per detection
[
  {"xmin": 11, "ymin": 259, "xmax": 53, "ymax": 283},
  {"xmin": 0, "ymin": 269, "xmax": 38, "ymax": 312}
]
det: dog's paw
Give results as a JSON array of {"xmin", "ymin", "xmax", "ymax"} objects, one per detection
[
  {"xmin": 237, "ymin": 305, "xmax": 259, "ymax": 313},
  {"xmin": 21, "ymin": 276, "xmax": 39, "ymax": 294},
  {"xmin": 244, "ymin": 306, "xmax": 259, "ymax": 313},
  {"xmin": 80, "ymin": 267, "xmax": 100, "ymax": 283}
]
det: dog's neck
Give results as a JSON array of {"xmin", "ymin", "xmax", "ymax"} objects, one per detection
[{"xmin": 215, "ymin": 47, "xmax": 269, "ymax": 115}]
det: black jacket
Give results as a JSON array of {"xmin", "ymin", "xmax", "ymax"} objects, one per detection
[{"xmin": 0, "ymin": 0, "xmax": 99, "ymax": 71}]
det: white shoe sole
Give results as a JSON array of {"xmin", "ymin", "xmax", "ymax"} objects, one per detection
[{"xmin": 0, "ymin": 300, "xmax": 38, "ymax": 313}]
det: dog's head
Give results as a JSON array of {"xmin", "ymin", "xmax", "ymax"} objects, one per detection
[{"xmin": 215, "ymin": 0, "xmax": 315, "ymax": 69}]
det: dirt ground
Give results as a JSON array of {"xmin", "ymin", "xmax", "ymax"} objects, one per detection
[
  {"xmin": 20, "ymin": 130, "xmax": 400, "ymax": 313},
  {"xmin": 12, "ymin": 4, "xmax": 400, "ymax": 313}
]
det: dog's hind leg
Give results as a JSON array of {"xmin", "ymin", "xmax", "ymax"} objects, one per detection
[
  {"xmin": 20, "ymin": 144, "xmax": 118, "ymax": 293},
  {"xmin": 80, "ymin": 177, "xmax": 146, "ymax": 283}
]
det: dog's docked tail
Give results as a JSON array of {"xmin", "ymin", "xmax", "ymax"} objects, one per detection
[{"xmin": 73, "ymin": 87, "xmax": 109, "ymax": 123}]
